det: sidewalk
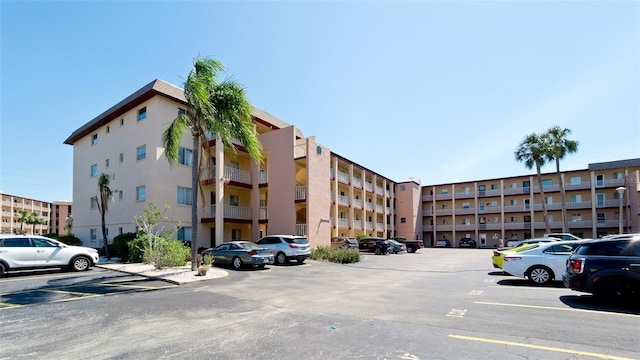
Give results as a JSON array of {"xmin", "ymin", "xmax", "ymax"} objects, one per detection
[{"xmin": 96, "ymin": 257, "xmax": 228, "ymax": 285}]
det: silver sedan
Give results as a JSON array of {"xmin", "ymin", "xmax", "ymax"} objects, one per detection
[{"xmin": 203, "ymin": 241, "xmax": 274, "ymax": 270}]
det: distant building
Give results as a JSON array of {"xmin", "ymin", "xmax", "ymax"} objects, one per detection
[
  {"xmin": 0, "ymin": 193, "xmax": 51, "ymax": 234},
  {"xmin": 64, "ymin": 79, "xmax": 639, "ymax": 249},
  {"xmin": 50, "ymin": 201, "xmax": 72, "ymax": 235}
]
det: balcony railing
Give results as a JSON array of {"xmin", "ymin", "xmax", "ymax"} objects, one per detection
[
  {"xmin": 375, "ymin": 186, "xmax": 384, "ymax": 195},
  {"xmin": 366, "ymin": 203, "xmax": 374, "ymax": 211},
  {"xmin": 295, "ymin": 186, "xmax": 306, "ymax": 201},
  {"xmin": 259, "ymin": 207, "xmax": 267, "ymax": 220},
  {"xmin": 353, "ymin": 177, "xmax": 363, "ymax": 188},
  {"xmin": 207, "ymin": 205, "xmax": 252, "ymax": 220},
  {"xmin": 337, "ymin": 195, "xmax": 350, "ymax": 206},
  {"xmin": 376, "ymin": 222, "xmax": 384, "ymax": 229},
  {"xmin": 337, "ymin": 171, "xmax": 350, "ymax": 184},
  {"xmin": 435, "ymin": 209, "xmax": 452, "ymax": 216},
  {"xmin": 455, "ymin": 207, "xmax": 476, "ymax": 215},
  {"xmin": 338, "ymin": 218, "xmax": 349, "ymax": 228},
  {"xmin": 376, "ymin": 204, "xmax": 384, "ymax": 212},
  {"xmin": 295, "ymin": 223, "xmax": 306, "ymax": 236},
  {"xmin": 207, "ymin": 166, "xmax": 252, "ymax": 185},
  {"xmin": 365, "ymin": 182, "xmax": 374, "ymax": 192},
  {"xmin": 366, "ymin": 221, "xmax": 374, "ymax": 230},
  {"xmin": 422, "ymin": 195, "xmax": 434, "ymax": 202},
  {"xmin": 565, "ymin": 181, "xmax": 591, "ymax": 190},
  {"xmin": 353, "ymin": 220, "xmax": 363, "ymax": 229},
  {"xmin": 596, "ymin": 199, "xmax": 622, "ymax": 208},
  {"xmin": 353, "ymin": 199, "xmax": 363, "ymax": 209},
  {"xmin": 294, "ymin": 145, "xmax": 306, "ymax": 158},
  {"xmin": 595, "ymin": 178, "xmax": 625, "ymax": 188},
  {"xmin": 435, "ymin": 193, "xmax": 452, "ymax": 200}
]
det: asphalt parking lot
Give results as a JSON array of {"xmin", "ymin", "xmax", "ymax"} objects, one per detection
[{"xmin": 1, "ymin": 248, "xmax": 638, "ymax": 360}]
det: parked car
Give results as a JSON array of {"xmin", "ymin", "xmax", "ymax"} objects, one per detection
[
  {"xmin": 255, "ymin": 235, "xmax": 311, "ymax": 265},
  {"xmin": 358, "ymin": 237, "xmax": 390, "ymax": 255},
  {"xmin": 202, "ymin": 241, "xmax": 274, "ymax": 270},
  {"xmin": 459, "ymin": 238, "xmax": 477, "ymax": 248},
  {"xmin": 502, "ymin": 240, "xmax": 581, "ymax": 285},
  {"xmin": 387, "ymin": 239, "xmax": 406, "ymax": 254},
  {"xmin": 391, "ymin": 237, "xmax": 423, "ymax": 253},
  {"xmin": 543, "ymin": 233, "xmax": 583, "ymax": 241},
  {"xmin": 492, "ymin": 243, "xmax": 539, "ymax": 269},
  {"xmin": 563, "ymin": 233, "xmax": 640, "ymax": 305},
  {"xmin": 331, "ymin": 236, "xmax": 358, "ymax": 250},
  {"xmin": 435, "ymin": 239, "xmax": 451, "ymax": 248},
  {"xmin": 500, "ymin": 237, "xmax": 558, "ymax": 251},
  {"xmin": 0, "ymin": 234, "xmax": 99, "ymax": 276}
]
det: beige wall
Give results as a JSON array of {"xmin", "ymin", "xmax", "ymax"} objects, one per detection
[{"xmin": 304, "ymin": 137, "xmax": 331, "ymax": 248}]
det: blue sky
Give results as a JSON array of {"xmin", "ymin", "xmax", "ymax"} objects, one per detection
[{"xmin": 1, "ymin": 1, "xmax": 639, "ymax": 203}]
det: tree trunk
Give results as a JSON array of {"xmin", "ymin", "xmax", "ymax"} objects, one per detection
[
  {"xmin": 191, "ymin": 134, "xmax": 200, "ymax": 271},
  {"xmin": 102, "ymin": 212, "xmax": 110, "ymax": 260},
  {"xmin": 556, "ymin": 158, "xmax": 569, "ymax": 233},
  {"xmin": 536, "ymin": 162, "xmax": 551, "ymax": 234}
]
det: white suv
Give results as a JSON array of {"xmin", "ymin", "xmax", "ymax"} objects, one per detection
[
  {"xmin": 256, "ymin": 235, "xmax": 311, "ymax": 265},
  {"xmin": 0, "ymin": 235, "xmax": 99, "ymax": 276}
]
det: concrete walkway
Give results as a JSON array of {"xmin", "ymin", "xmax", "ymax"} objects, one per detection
[{"xmin": 96, "ymin": 258, "xmax": 228, "ymax": 285}]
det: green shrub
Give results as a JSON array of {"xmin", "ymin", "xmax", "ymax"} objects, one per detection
[
  {"xmin": 57, "ymin": 235, "xmax": 83, "ymax": 246},
  {"xmin": 356, "ymin": 233, "xmax": 369, "ymax": 241},
  {"xmin": 113, "ymin": 232, "xmax": 139, "ymax": 261},
  {"xmin": 144, "ymin": 238, "xmax": 190, "ymax": 269},
  {"xmin": 128, "ymin": 235, "xmax": 149, "ymax": 263},
  {"xmin": 311, "ymin": 245, "xmax": 360, "ymax": 264}
]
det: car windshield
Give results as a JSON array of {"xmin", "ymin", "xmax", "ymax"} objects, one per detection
[
  {"xmin": 286, "ymin": 237, "xmax": 308, "ymax": 244},
  {"xmin": 240, "ymin": 242, "xmax": 260, "ymax": 249}
]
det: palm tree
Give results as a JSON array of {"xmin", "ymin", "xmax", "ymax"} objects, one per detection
[
  {"xmin": 14, "ymin": 209, "xmax": 30, "ymax": 234},
  {"xmin": 515, "ymin": 133, "xmax": 551, "ymax": 234},
  {"xmin": 163, "ymin": 57, "xmax": 263, "ymax": 271},
  {"xmin": 545, "ymin": 126, "xmax": 579, "ymax": 233},
  {"xmin": 96, "ymin": 173, "xmax": 113, "ymax": 259},
  {"xmin": 26, "ymin": 211, "xmax": 45, "ymax": 234}
]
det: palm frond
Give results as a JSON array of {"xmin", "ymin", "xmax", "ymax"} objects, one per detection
[{"xmin": 162, "ymin": 114, "xmax": 190, "ymax": 166}]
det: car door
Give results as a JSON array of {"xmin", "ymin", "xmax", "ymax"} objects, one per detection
[
  {"xmin": 212, "ymin": 244, "xmax": 230, "ymax": 264},
  {"xmin": 543, "ymin": 243, "xmax": 578, "ymax": 280},
  {"xmin": 33, "ymin": 237, "xmax": 68, "ymax": 266},
  {"xmin": 0, "ymin": 237, "xmax": 36, "ymax": 267}
]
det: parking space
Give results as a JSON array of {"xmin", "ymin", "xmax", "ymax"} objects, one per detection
[{"xmin": 0, "ymin": 269, "xmax": 176, "ymax": 309}]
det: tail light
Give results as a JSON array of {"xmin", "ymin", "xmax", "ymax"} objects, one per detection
[
  {"xmin": 270, "ymin": 250, "xmax": 274, "ymax": 254},
  {"xmin": 493, "ymin": 251, "xmax": 501, "ymax": 257},
  {"xmin": 248, "ymin": 250, "xmax": 257, "ymax": 255},
  {"xmin": 569, "ymin": 258, "xmax": 584, "ymax": 274},
  {"xmin": 503, "ymin": 256, "xmax": 521, "ymax": 262},
  {"xmin": 289, "ymin": 244, "xmax": 300, "ymax": 248}
]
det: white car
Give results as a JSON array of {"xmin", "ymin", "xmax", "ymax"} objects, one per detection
[
  {"xmin": 502, "ymin": 240, "xmax": 581, "ymax": 285},
  {"xmin": 256, "ymin": 235, "xmax": 311, "ymax": 265},
  {"xmin": 0, "ymin": 235, "xmax": 99, "ymax": 276}
]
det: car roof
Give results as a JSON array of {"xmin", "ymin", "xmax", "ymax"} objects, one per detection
[{"xmin": 578, "ymin": 233, "xmax": 640, "ymax": 244}]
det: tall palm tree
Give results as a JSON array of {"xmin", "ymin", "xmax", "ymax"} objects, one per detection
[
  {"xmin": 96, "ymin": 173, "xmax": 113, "ymax": 259},
  {"xmin": 15, "ymin": 209, "xmax": 30, "ymax": 234},
  {"xmin": 545, "ymin": 126, "xmax": 579, "ymax": 233},
  {"xmin": 26, "ymin": 211, "xmax": 45, "ymax": 234},
  {"xmin": 515, "ymin": 133, "xmax": 551, "ymax": 234},
  {"xmin": 163, "ymin": 57, "xmax": 263, "ymax": 271}
]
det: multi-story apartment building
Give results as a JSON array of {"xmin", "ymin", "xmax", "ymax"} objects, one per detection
[
  {"xmin": 0, "ymin": 193, "xmax": 51, "ymax": 235},
  {"xmin": 421, "ymin": 159, "xmax": 640, "ymax": 247},
  {"xmin": 49, "ymin": 201, "xmax": 72, "ymax": 235},
  {"xmin": 64, "ymin": 79, "xmax": 402, "ymax": 250},
  {"xmin": 64, "ymin": 78, "xmax": 639, "ymax": 250}
]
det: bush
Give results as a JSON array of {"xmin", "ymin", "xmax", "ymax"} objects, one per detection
[
  {"xmin": 311, "ymin": 245, "xmax": 361, "ymax": 264},
  {"xmin": 113, "ymin": 232, "xmax": 139, "ymax": 261},
  {"xmin": 144, "ymin": 238, "xmax": 190, "ymax": 269},
  {"xmin": 57, "ymin": 235, "xmax": 83, "ymax": 246},
  {"xmin": 356, "ymin": 234, "xmax": 369, "ymax": 241},
  {"xmin": 128, "ymin": 235, "xmax": 149, "ymax": 263}
]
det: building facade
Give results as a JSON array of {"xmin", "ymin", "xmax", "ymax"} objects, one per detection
[
  {"xmin": 421, "ymin": 159, "xmax": 640, "ymax": 247},
  {"xmin": 0, "ymin": 193, "xmax": 51, "ymax": 235},
  {"xmin": 49, "ymin": 201, "xmax": 72, "ymax": 235},
  {"xmin": 64, "ymin": 79, "xmax": 638, "ymax": 249}
]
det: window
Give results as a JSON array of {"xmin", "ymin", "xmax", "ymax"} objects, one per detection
[
  {"xmin": 462, "ymin": 202, "xmax": 470, "ymax": 209},
  {"xmin": 545, "ymin": 196, "xmax": 553, "ymax": 205},
  {"xmin": 490, "ymin": 184, "xmax": 497, "ymax": 190},
  {"xmin": 571, "ymin": 213, "xmax": 582, "ymax": 222},
  {"xmin": 178, "ymin": 147, "xmax": 193, "ymax": 166},
  {"xmin": 441, "ymin": 189, "xmax": 448, "ymax": 194},
  {"xmin": 524, "ymin": 199, "xmax": 530, "ymax": 210},
  {"xmin": 596, "ymin": 174, "xmax": 605, "ymax": 188},
  {"xmin": 90, "ymin": 229, "xmax": 97, "ymax": 241},
  {"xmin": 399, "ymin": 185, "xmax": 406, "ymax": 191},
  {"xmin": 230, "ymin": 195, "xmax": 239, "ymax": 207},
  {"xmin": 120, "ymin": 118, "xmax": 124, "ymax": 126},
  {"xmin": 90, "ymin": 197, "xmax": 97, "ymax": 209},
  {"xmin": 106, "ymin": 126, "xmax": 110, "ymax": 134},
  {"xmin": 490, "ymin": 200, "xmax": 498, "ymax": 207},
  {"xmin": 462, "ymin": 218, "xmax": 470, "ymax": 225},
  {"xmin": 510, "ymin": 216, "xmax": 517, "ymax": 222},
  {"xmin": 509, "ymin": 199, "xmax": 517, "ymax": 206},
  {"xmin": 177, "ymin": 227, "xmax": 192, "ymax": 241},
  {"xmin": 479, "ymin": 217, "xmax": 486, "ymax": 224},
  {"xmin": 570, "ymin": 194, "xmax": 582, "ymax": 203},
  {"xmin": 136, "ymin": 186, "xmax": 146, "ymax": 201},
  {"xmin": 400, "ymin": 217, "xmax": 406, "ymax": 223},
  {"xmin": 462, "ymin": 187, "xmax": 470, "ymax": 194},
  {"xmin": 570, "ymin": 176, "xmax": 581, "ymax": 185},
  {"xmin": 231, "ymin": 229, "xmax": 241, "ymax": 240},
  {"xmin": 596, "ymin": 193, "xmax": 605, "ymax": 207},
  {"xmin": 137, "ymin": 107, "xmax": 147, "ymax": 121},
  {"xmin": 90, "ymin": 164, "xmax": 97, "ymax": 177},
  {"xmin": 178, "ymin": 107, "xmax": 187, "ymax": 115},
  {"xmin": 597, "ymin": 213, "xmax": 606, "ymax": 225},
  {"xmin": 524, "ymin": 215, "xmax": 531, "ymax": 223},
  {"xmin": 523, "ymin": 181, "xmax": 530, "ymax": 188},
  {"xmin": 91, "ymin": 134, "xmax": 98, "ymax": 145},
  {"xmin": 118, "ymin": 190, "xmax": 123, "ymax": 200},
  {"xmin": 542, "ymin": 179, "xmax": 553, "ymax": 188},
  {"xmin": 510, "ymin": 183, "xmax": 517, "ymax": 188},
  {"xmin": 105, "ymin": 159, "xmax": 110, "ymax": 168},
  {"xmin": 177, "ymin": 187, "xmax": 192, "ymax": 205},
  {"xmin": 613, "ymin": 172, "xmax": 623, "ymax": 180},
  {"xmin": 119, "ymin": 227, "xmax": 123, "ymax": 235},
  {"xmin": 478, "ymin": 185, "xmax": 486, "ymax": 191},
  {"xmin": 119, "ymin": 153, "xmax": 124, "ymax": 163},
  {"xmin": 137, "ymin": 145, "xmax": 146, "ymax": 161}
]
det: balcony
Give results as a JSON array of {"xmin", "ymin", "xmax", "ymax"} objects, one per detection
[
  {"xmin": 503, "ymin": 186, "xmax": 531, "ymax": 195},
  {"xmin": 295, "ymin": 186, "xmax": 306, "ymax": 201},
  {"xmin": 353, "ymin": 220, "xmax": 363, "ymax": 229},
  {"xmin": 596, "ymin": 220, "xmax": 620, "ymax": 228},
  {"xmin": 435, "ymin": 209, "xmax": 452, "ymax": 216},
  {"xmin": 337, "ymin": 171, "xmax": 350, "ymax": 184},
  {"xmin": 376, "ymin": 222, "xmax": 384, "ymax": 229},
  {"xmin": 375, "ymin": 186, "xmax": 384, "ymax": 195},
  {"xmin": 365, "ymin": 202, "xmax": 374, "ymax": 211},
  {"xmin": 532, "ymin": 203, "xmax": 562, "ymax": 211},
  {"xmin": 422, "ymin": 225, "xmax": 433, "ymax": 231},
  {"xmin": 565, "ymin": 181, "xmax": 591, "ymax": 190},
  {"xmin": 596, "ymin": 199, "xmax": 622, "ymax": 208},
  {"xmin": 457, "ymin": 224, "xmax": 475, "ymax": 231},
  {"xmin": 478, "ymin": 189, "xmax": 501, "ymax": 197},
  {"xmin": 294, "ymin": 145, "xmax": 306, "ymax": 158},
  {"xmin": 353, "ymin": 198, "xmax": 363, "ymax": 209},
  {"xmin": 259, "ymin": 207, "xmax": 267, "ymax": 220},
  {"xmin": 595, "ymin": 178, "xmax": 625, "ymax": 188},
  {"xmin": 366, "ymin": 221, "xmax": 374, "ymax": 230},
  {"xmin": 295, "ymin": 223, "xmax": 306, "ymax": 236},
  {"xmin": 422, "ymin": 194, "xmax": 434, "ymax": 202},
  {"xmin": 206, "ymin": 205, "xmax": 252, "ymax": 220},
  {"xmin": 376, "ymin": 204, "xmax": 384, "ymax": 213},
  {"xmin": 423, "ymin": 210, "xmax": 434, "ymax": 216},
  {"xmin": 566, "ymin": 201, "xmax": 592, "ymax": 209},
  {"xmin": 338, "ymin": 218, "xmax": 349, "ymax": 228},
  {"xmin": 207, "ymin": 166, "xmax": 252, "ymax": 185},
  {"xmin": 435, "ymin": 193, "xmax": 452, "ymax": 200},
  {"xmin": 337, "ymin": 195, "xmax": 350, "ymax": 207},
  {"xmin": 455, "ymin": 191, "xmax": 475, "ymax": 199},
  {"xmin": 504, "ymin": 205, "xmax": 529, "ymax": 213},
  {"xmin": 353, "ymin": 177, "xmax": 363, "ymax": 188},
  {"xmin": 455, "ymin": 207, "xmax": 475, "ymax": 215},
  {"xmin": 365, "ymin": 182, "xmax": 374, "ymax": 192}
]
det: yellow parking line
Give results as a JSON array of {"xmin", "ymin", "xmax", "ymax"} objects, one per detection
[
  {"xmin": 0, "ymin": 302, "xmax": 23, "ymax": 309},
  {"xmin": 474, "ymin": 301, "xmax": 639, "ymax": 318},
  {"xmin": 41, "ymin": 289, "xmax": 96, "ymax": 297},
  {"xmin": 96, "ymin": 283, "xmax": 176, "ymax": 290},
  {"xmin": 449, "ymin": 334, "xmax": 634, "ymax": 360}
]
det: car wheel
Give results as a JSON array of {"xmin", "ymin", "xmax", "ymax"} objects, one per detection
[
  {"xmin": 593, "ymin": 277, "xmax": 639, "ymax": 305},
  {"xmin": 231, "ymin": 257, "xmax": 243, "ymax": 270},
  {"xmin": 0, "ymin": 262, "xmax": 6, "ymax": 277},
  {"xmin": 275, "ymin": 252, "xmax": 287, "ymax": 265},
  {"xmin": 374, "ymin": 247, "xmax": 382, "ymax": 255},
  {"xmin": 527, "ymin": 266, "xmax": 552, "ymax": 285},
  {"xmin": 407, "ymin": 247, "xmax": 413, "ymax": 253},
  {"xmin": 71, "ymin": 256, "xmax": 91, "ymax": 271}
]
